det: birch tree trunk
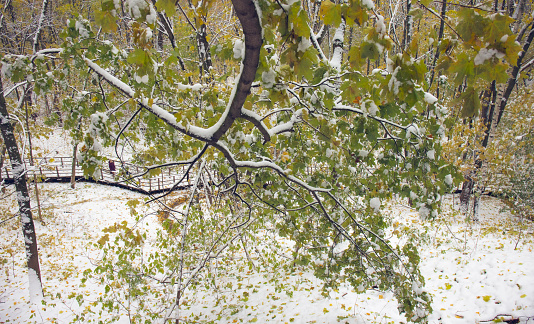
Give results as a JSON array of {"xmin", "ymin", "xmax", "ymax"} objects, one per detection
[{"xmin": 0, "ymin": 74, "xmax": 43, "ymax": 302}]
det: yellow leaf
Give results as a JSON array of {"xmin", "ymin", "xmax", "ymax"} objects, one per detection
[
  {"xmin": 455, "ymin": 315, "xmax": 464, "ymax": 319},
  {"xmin": 483, "ymin": 296, "xmax": 491, "ymax": 302},
  {"xmin": 520, "ymin": 294, "xmax": 526, "ymax": 298},
  {"xmin": 280, "ymin": 151, "xmax": 290, "ymax": 162},
  {"xmin": 379, "ymin": 295, "xmax": 384, "ymax": 299}
]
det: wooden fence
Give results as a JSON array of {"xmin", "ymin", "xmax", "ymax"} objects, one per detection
[{"xmin": 0, "ymin": 156, "xmax": 193, "ymax": 195}]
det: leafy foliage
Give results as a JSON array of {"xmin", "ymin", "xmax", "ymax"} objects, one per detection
[{"xmin": 1, "ymin": 0, "xmax": 528, "ymax": 321}]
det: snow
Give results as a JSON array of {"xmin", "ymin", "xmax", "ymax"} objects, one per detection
[
  {"xmin": 333, "ymin": 240, "xmax": 351, "ymax": 254},
  {"xmin": 261, "ymin": 69, "xmax": 276, "ymax": 88},
  {"xmin": 27, "ymin": 268, "xmax": 43, "ymax": 304},
  {"xmin": 1, "ymin": 133, "xmax": 533, "ymax": 323},
  {"xmin": 369, "ymin": 197, "xmax": 381, "ymax": 212},
  {"xmin": 297, "ymin": 37, "xmax": 311, "ymax": 52},
  {"xmin": 330, "ymin": 20, "xmax": 345, "ymax": 70},
  {"xmin": 145, "ymin": 3, "xmax": 157, "ymax": 25},
  {"xmin": 445, "ymin": 174, "xmax": 453, "ymax": 186},
  {"xmin": 134, "ymin": 74, "xmax": 149, "ymax": 84},
  {"xmin": 375, "ymin": 14, "xmax": 386, "ymax": 36},
  {"xmin": 418, "ymin": 204, "xmax": 430, "ymax": 220},
  {"xmin": 427, "ymin": 149, "xmax": 435, "ymax": 160},
  {"xmin": 84, "ymin": 58, "xmax": 135, "ymax": 97},
  {"xmin": 474, "ymin": 47, "xmax": 505, "ymax": 65},
  {"xmin": 362, "ymin": 0, "xmax": 375, "ymax": 10},
  {"xmin": 424, "ymin": 92, "xmax": 438, "ymax": 105},
  {"xmin": 363, "ymin": 100, "xmax": 379, "ymax": 116},
  {"xmin": 233, "ymin": 39, "xmax": 245, "ymax": 60},
  {"xmin": 0, "ymin": 184, "xmax": 533, "ymax": 323},
  {"xmin": 74, "ymin": 20, "xmax": 90, "ymax": 39},
  {"xmin": 127, "ymin": 0, "xmax": 148, "ymax": 19}
]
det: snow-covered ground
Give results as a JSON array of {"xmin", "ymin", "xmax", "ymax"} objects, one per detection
[
  {"xmin": 1, "ymin": 129, "xmax": 533, "ymax": 323},
  {"xmin": 0, "ymin": 181, "xmax": 532, "ymax": 323}
]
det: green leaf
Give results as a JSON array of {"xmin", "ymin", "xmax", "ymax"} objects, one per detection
[
  {"xmin": 348, "ymin": 46, "xmax": 364, "ymax": 69},
  {"xmin": 155, "ymin": 0, "xmax": 176, "ymax": 16},
  {"xmin": 320, "ymin": 0, "xmax": 342, "ymax": 26},
  {"xmin": 94, "ymin": 10, "xmax": 117, "ymax": 33},
  {"xmin": 101, "ymin": 0, "xmax": 115, "ymax": 11},
  {"xmin": 361, "ymin": 42, "xmax": 379, "ymax": 60},
  {"xmin": 295, "ymin": 48, "xmax": 317, "ymax": 80},
  {"xmin": 477, "ymin": 61, "xmax": 509, "ymax": 83},
  {"xmin": 290, "ymin": 4, "xmax": 310, "ymax": 38},
  {"xmin": 127, "ymin": 49, "xmax": 150, "ymax": 66},
  {"xmin": 456, "ymin": 9, "xmax": 487, "ymax": 44},
  {"xmin": 449, "ymin": 52, "xmax": 475, "ymax": 85},
  {"xmin": 458, "ymin": 86, "xmax": 481, "ymax": 118},
  {"xmin": 346, "ymin": 0, "xmax": 368, "ymax": 26}
]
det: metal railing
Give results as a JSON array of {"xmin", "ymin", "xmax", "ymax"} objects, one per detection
[{"xmin": 0, "ymin": 157, "xmax": 193, "ymax": 194}]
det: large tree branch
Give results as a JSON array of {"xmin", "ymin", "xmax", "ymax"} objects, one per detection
[
  {"xmin": 85, "ymin": 0, "xmax": 269, "ymax": 144},
  {"xmin": 209, "ymin": 0, "xmax": 265, "ymax": 142}
]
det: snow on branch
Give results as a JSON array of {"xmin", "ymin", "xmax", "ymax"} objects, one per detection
[
  {"xmin": 268, "ymin": 108, "xmax": 304, "ymax": 136},
  {"xmin": 330, "ymin": 18, "xmax": 346, "ymax": 70},
  {"xmin": 213, "ymin": 141, "xmax": 331, "ymax": 193},
  {"xmin": 332, "ymin": 103, "xmax": 410, "ymax": 131},
  {"xmin": 32, "ymin": 0, "xmax": 49, "ymax": 53}
]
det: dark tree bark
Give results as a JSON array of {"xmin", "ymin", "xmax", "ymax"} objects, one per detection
[
  {"xmin": 460, "ymin": 23, "xmax": 534, "ymax": 218},
  {"xmin": 0, "ymin": 145, "xmax": 6, "ymax": 181},
  {"xmin": 197, "ymin": 23, "xmax": 213, "ymax": 77},
  {"xmin": 459, "ymin": 176, "xmax": 474, "ymax": 213},
  {"xmin": 402, "ymin": 0, "xmax": 412, "ymax": 51},
  {"xmin": 71, "ymin": 143, "xmax": 78, "ymax": 189},
  {"xmin": 427, "ymin": 0, "xmax": 447, "ymax": 92},
  {"xmin": 497, "ymin": 23, "xmax": 534, "ymax": 126},
  {"xmin": 0, "ymin": 74, "xmax": 43, "ymax": 300}
]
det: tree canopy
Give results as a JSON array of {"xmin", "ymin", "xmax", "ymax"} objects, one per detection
[{"xmin": 1, "ymin": 0, "xmax": 532, "ymax": 321}]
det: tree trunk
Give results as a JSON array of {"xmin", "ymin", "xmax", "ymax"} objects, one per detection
[
  {"xmin": 0, "ymin": 145, "xmax": 6, "ymax": 181},
  {"xmin": 497, "ymin": 23, "xmax": 534, "ymax": 126},
  {"xmin": 23, "ymin": 94, "xmax": 42, "ymax": 222},
  {"xmin": 427, "ymin": 0, "xmax": 447, "ymax": 92},
  {"xmin": 197, "ymin": 23, "xmax": 213, "ymax": 79},
  {"xmin": 402, "ymin": 0, "xmax": 412, "ymax": 51},
  {"xmin": 459, "ymin": 178, "xmax": 474, "ymax": 214},
  {"xmin": 71, "ymin": 143, "xmax": 78, "ymax": 189},
  {"xmin": 460, "ymin": 24, "xmax": 534, "ymax": 216},
  {"xmin": 0, "ymin": 74, "xmax": 43, "ymax": 302}
]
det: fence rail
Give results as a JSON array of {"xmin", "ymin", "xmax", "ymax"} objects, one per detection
[{"xmin": 0, "ymin": 157, "xmax": 193, "ymax": 195}]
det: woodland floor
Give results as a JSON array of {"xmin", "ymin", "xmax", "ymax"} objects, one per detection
[
  {"xmin": 0, "ymin": 130, "xmax": 533, "ymax": 323},
  {"xmin": 0, "ymin": 183, "xmax": 532, "ymax": 323}
]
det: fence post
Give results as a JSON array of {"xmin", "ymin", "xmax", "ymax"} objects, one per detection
[{"xmin": 56, "ymin": 166, "xmax": 60, "ymax": 177}]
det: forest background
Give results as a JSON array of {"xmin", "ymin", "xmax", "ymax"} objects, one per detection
[{"xmin": 0, "ymin": 0, "xmax": 533, "ymax": 322}]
